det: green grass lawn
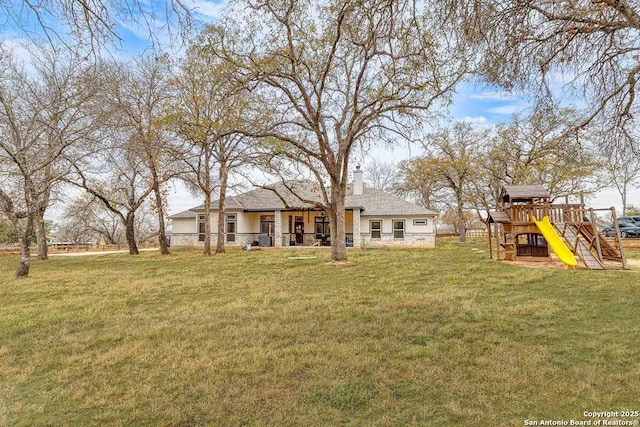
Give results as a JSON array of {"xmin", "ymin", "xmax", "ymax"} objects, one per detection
[{"xmin": 1, "ymin": 240, "xmax": 639, "ymax": 426}]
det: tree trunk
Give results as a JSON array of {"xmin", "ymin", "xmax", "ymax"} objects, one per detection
[
  {"xmin": 100, "ymin": 232, "xmax": 118, "ymax": 245},
  {"xmin": 152, "ymin": 179, "xmax": 170, "ymax": 255},
  {"xmin": 216, "ymin": 165, "xmax": 228, "ymax": 254},
  {"xmin": 457, "ymin": 199, "xmax": 466, "ymax": 243},
  {"xmin": 16, "ymin": 214, "xmax": 34, "ymax": 279},
  {"xmin": 125, "ymin": 213, "xmax": 139, "ymax": 255},
  {"xmin": 35, "ymin": 209, "xmax": 48, "ymax": 260},
  {"xmin": 203, "ymin": 190, "xmax": 212, "ymax": 255},
  {"xmin": 329, "ymin": 185, "xmax": 347, "ymax": 262}
]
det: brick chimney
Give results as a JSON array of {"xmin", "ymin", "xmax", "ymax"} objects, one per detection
[{"xmin": 353, "ymin": 165, "xmax": 363, "ymax": 195}]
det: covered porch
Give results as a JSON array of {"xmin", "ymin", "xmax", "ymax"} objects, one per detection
[{"xmin": 236, "ymin": 209, "xmax": 360, "ymax": 248}]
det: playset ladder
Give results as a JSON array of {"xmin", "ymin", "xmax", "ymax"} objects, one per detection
[
  {"xmin": 566, "ymin": 206, "xmax": 628, "ymax": 269},
  {"xmin": 554, "ymin": 222, "xmax": 604, "ymax": 270},
  {"xmin": 576, "ymin": 224, "xmax": 623, "ymax": 261}
]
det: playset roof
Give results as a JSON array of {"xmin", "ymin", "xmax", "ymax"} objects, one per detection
[{"xmin": 501, "ymin": 185, "xmax": 550, "ymax": 201}]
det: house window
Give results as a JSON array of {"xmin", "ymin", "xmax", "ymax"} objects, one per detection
[
  {"xmin": 370, "ymin": 220, "xmax": 382, "ymax": 239},
  {"xmin": 393, "ymin": 220, "xmax": 405, "ymax": 239},
  {"xmin": 314, "ymin": 216, "xmax": 330, "ymax": 239},
  {"xmin": 198, "ymin": 214, "xmax": 206, "ymax": 242},
  {"xmin": 413, "ymin": 219, "xmax": 428, "ymax": 226},
  {"xmin": 226, "ymin": 214, "xmax": 236, "ymax": 243}
]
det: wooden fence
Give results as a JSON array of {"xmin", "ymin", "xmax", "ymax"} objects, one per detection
[
  {"xmin": 437, "ymin": 231, "xmax": 489, "ymax": 239},
  {"xmin": 437, "ymin": 234, "xmax": 640, "ymax": 249},
  {"xmin": 0, "ymin": 242, "xmax": 159, "ymax": 256},
  {"xmin": 604, "ymin": 238, "xmax": 640, "ymax": 249}
]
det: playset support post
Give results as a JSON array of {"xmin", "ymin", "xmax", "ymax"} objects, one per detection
[
  {"xmin": 611, "ymin": 207, "xmax": 629, "ymax": 270},
  {"xmin": 589, "ymin": 208, "xmax": 603, "ymax": 264},
  {"xmin": 486, "ymin": 220, "xmax": 493, "ymax": 259}
]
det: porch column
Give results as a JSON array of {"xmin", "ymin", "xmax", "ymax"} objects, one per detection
[
  {"xmin": 352, "ymin": 208, "xmax": 361, "ymax": 248},
  {"xmin": 274, "ymin": 210, "xmax": 283, "ymax": 247}
]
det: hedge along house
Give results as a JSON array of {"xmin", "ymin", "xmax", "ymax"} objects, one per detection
[{"xmin": 169, "ymin": 167, "xmax": 437, "ymax": 248}]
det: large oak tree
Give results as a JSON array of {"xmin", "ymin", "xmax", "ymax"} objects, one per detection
[
  {"xmin": 169, "ymin": 40, "xmax": 254, "ymax": 255},
  {"xmin": 105, "ymin": 56, "xmax": 176, "ymax": 255},
  {"xmin": 211, "ymin": 0, "xmax": 468, "ymax": 261}
]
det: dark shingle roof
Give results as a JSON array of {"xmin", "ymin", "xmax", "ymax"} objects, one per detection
[
  {"xmin": 349, "ymin": 187, "xmax": 436, "ymax": 216},
  {"xmin": 168, "ymin": 209, "xmax": 197, "ymax": 219},
  {"xmin": 170, "ymin": 182, "xmax": 436, "ymax": 217},
  {"xmin": 234, "ymin": 182, "xmax": 324, "ymax": 210}
]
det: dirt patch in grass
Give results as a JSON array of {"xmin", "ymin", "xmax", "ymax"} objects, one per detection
[
  {"xmin": 625, "ymin": 258, "xmax": 640, "ymax": 268},
  {"xmin": 327, "ymin": 260, "xmax": 355, "ymax": 266},
  {"xmin": 498, "ymin": 253, "xmax": 639, "ymax": 271}
]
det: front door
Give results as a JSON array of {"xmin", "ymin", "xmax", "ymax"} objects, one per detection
[
  {"xmin": 295, "ymin": 221, "xmax": 304, "ymax": 244},
  {"xmin": 261, "ymin": 221, "xmax": 275, "ymax": 236},
  {"xmin": 260, "ymin": 219, "xmax": 275, "ymax": 246}
]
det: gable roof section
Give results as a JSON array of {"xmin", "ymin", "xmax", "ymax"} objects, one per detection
[
  {"xmin": 169, "ymin": 209, "xmax": 197, "ymax": 219},
  {"xmin": 349, "ymin": 187, "xmax": 436, "ymax": 216},
  {"xmin": 234, "ymin": 182, "xmax": 324, "ymax": 211},
  {"xmin": 170, "ymin": 182, "xmax": 436, "ymax": 218}
]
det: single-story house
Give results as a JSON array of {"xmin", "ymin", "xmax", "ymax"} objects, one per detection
[{"xmin": 169, "ymin": 167, "xmax": 437, "ymax": 248}]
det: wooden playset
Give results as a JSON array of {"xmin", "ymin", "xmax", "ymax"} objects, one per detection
[{"xmin": 487, "ymin": 185, "xmax": 628, "ymax": 270}]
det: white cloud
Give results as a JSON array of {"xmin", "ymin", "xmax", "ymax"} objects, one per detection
[
  {"xmin": 486, "ymin": 103, "xmax": 530, "ymax": 115},
  {"xmin": 470, "ymin": 90, "xmax": 522, "ymax": 101},
  {"xmin": 190, "ymin": 0, "xmax": 228, "ymax": 19},
  {"xmin": 460, "ymin": 116, "xmax": 488, "ymax": 125},
  {"xmin": 0, "ymin": 36, "xmax": 36, "ymax": 68}
]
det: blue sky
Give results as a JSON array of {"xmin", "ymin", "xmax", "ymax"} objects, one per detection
[
  {"xmin": 1, "ymin": 0, "xmax": 635, "ymax": 216},
  {"xmin": 451, "ymin": 85, "xmax": 530, "ymax": 124}
]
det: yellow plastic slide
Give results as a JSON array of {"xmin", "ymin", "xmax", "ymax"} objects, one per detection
[{"xmin": 531, "ymin": 215, "xmax": 577, "ymax": 269}]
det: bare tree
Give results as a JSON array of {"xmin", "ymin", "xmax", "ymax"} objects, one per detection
[
  {"xmin": 0, "ymin": 179, "xmax": 35, "ymax": 278},
  {"xmin": 211, "ymin": 0, "xmax": 468, "ymax": 261},
  {"xmin": 447, "ymin": 0, "xmax": 640, "ymax": 134},
  {"xmin": 0, "ymin": 45, "xmax": 93, "ymax": 277},
  {"xmin": 463, "ymin": 150, "xmax": 504, "ymax": 223},
  {"xmin": 364, "ymin": 159, "xmax": 400, "ymax": 192},
  {"xmin": 457, "ymin": 107, "xmax": 603, "ymax": 224},
  {"xmin": 169, "ymin": 38, "xmax": 254, "ymax": 255},
  {"xmin": 104, "ymin": 55, "xmax": 176, "ymax": 255},
  {"xmin": 396, "ymin": 158, "xmax": 449, "ymax": 212},
  {"xmin": 1, "ymin": 0, "xmax": 191, "ymax": 54},
  {"xmin": 0, "ymin": 51, "xmax": 39, "ymax": 277},
  {"xmin": 600, "ymin": 128, "xmax": 640, "ymax": 216},
  {"xmin": 58, "ymin": 193, "xmax": 124, "ymax": 244},
  {"xmin": 439, "ymin": 208, "xmax": 477, "ymax": 235},
  {"xmin": 484, "ymin": 108, "xmax": 602, "ymax": 201},
  {"xmin": 56, "ymin": 193, "xmax": 156, "ymax": 245},
  {"xmin": 402, "ymin": 122, "xmax": 484, "ymax": 243},
  {"xmin": 57, "ymin": 192, "xmax": 158, "ymax": 245},
  {"xmin": 31, "ymin": 48, "xmax": 99, "ymax": 260},
  {"xmin": 69, "ymin": 141, "xmax": 155, "ymax": 255}
]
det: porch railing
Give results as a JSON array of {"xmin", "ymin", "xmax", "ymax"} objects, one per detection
[{"xmin": 281, "ymin": 232, "xmax": 354, "ymax": 246}]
